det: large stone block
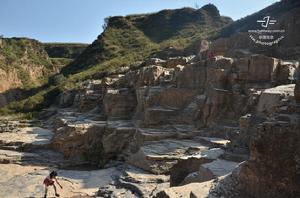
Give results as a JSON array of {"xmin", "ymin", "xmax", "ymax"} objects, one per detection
[
  {"xmin": 52, "ymin": 122, "xmax": 106, "ymax": 161},
  {"xmin": 103, "ymin": 88, "xmax": 137, "ymax": 120},
  {"xmin": 102, "ymin": 124, "xmax": 137, "ymax": 158},
  {"xmin": 248, "ymin": 55, "xmax": 279, "ymax": 82},
  {"xmin": 256, "ymin": 84, "xmax": 295, "ymax": 115},
  {"xmin": 236, "ymin": 120, "xmax": 300, "ymax": 198}
]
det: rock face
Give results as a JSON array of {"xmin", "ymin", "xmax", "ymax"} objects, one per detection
[
  {"xmin": 5, "ymin": 7, "xmax": 299, "ymax": 195},
  {"xmin": 1, "ymin": 2, "xmax": 300, "ymax": 197},
  {"xmin": 0, "ymin": 38, "xmax": 58, "ymax": 107},
  {"xmin": 53, "ymin": 120, "xmax": 106, "ymax": 161},
  {"xmin": 209, "ymin": 86, "xmax": 300, "ymax": 198},
  {"xmin": 51, "ymin": 109, "xmax": 140, "ymax": 165},
  {"xmin": 256, "ymin": 84, "xmax": 295, "ymax": 116},
  {"xmin": 237, "ymin": 120, "xmax": 300, "ymax": 198},
  {"xmin": 104, "ymin": 88, "xmax": 137, "ymax": 120},
  {"xmin": 248, "ymin": 55, "xmax": 279, "ymax": 82},
  {"xmin": 39, "ymin": 50, "xmax": 299, "ymax": 198}
]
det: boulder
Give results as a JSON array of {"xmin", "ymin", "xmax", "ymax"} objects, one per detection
[
  {"xmin": 210, "ymin": 37, "xmax": 229, "ymax": 56},
  {"xmin": 0, "ymin": 126, "xmax": 53, "ymax": 150}
]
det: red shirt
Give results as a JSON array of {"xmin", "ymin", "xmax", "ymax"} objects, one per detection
[{"xmin": 43, "ymin": 176, "xmax": 55, "ymax": 186}]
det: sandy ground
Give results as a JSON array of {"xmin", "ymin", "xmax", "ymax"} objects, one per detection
[
  {"xmin": 0, "ymin": 126, "xmax": 120, "ymax": 198},
  {"xmin": 0, "ymin": 164, "xmax": 119, "ymax": 198}
]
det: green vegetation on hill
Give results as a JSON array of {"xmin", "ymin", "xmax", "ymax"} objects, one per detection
[
  {"xmin": 62, "ymin": 4, "xmax": 232, "ymax": 75},
  {"xmin": 0, "ymin": 37, "xmax": 55, "ymax": 89},
  {"xmin": 43, "ymin": 42, "xmax": 88, "ymax": 59},
  {"xmin": 134, "ymin": 6, "xmax": 228, "ymax": 44},
  {"xmin": 0, "ymin": 4, "xmax": 232, "ymax": 116},
  {"xmin": 43, "ymin": 42, "xmax": 89, "ymax": 71}
]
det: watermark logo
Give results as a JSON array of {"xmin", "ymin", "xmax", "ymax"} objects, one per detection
[
  {"xmin": 248, "ymin": 16, "xmax": 285, "ymax": 46},
  {"xmin": 256, "ymin": 16, "xmax": 276, "ymax": 28}
]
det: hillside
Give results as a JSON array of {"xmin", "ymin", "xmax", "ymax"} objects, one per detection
[
  {"xmin": 2, "ymin": 1, "xmax": 298, "ymax": 115},
  {"xmin": 207, "ymin": 0, "xmax": 300, "ymax": 60},
  {"xmin": 5, "ymin": 4, "xmax": 229, "ymax": 115},
  {"xmin": 0, "ymin": 37, "xmax": 58, "ymax": 107},
  {"xmin": 43, "ymin": 42, "xmax": 88, "ymax": 69},
  {"xmin": 43, "ymin": 43, "xmax": 88, "ymax": 59},
  {"xmin": 219, "ymin": 0, "xmax": 300, "ymax": 38},
  {"xmin": 61, "ymin": 4, "xmax": 232, "ymax": 75}
]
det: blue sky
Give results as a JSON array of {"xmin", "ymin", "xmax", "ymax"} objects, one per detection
[{"xmin": 0, "ymin": 0, "xmax": 279, "ymax": 43}]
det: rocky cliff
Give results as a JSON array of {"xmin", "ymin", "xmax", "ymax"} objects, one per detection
[
  {"xmin": 0, "ymin": 1, "xmax": 299, "ymax": 197},
  {"xmin": 0, "ymin": 37, "xmax": 58, "ymax": 107},
  {"xmin": 209, "ymin": 84, "xmax": 300, "ymax": 198},
  {"xmin": 0, "ymin": 4, "xmax": 233, "ymax": 115},
  {"xmin": 40, "ymin": 48, "xmax": 298, "ymax": 197}
]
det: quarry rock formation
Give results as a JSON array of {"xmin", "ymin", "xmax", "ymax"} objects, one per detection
[
  {"xmin": 0, "ymin": 1, "xmax": 300, "ymax": 197},
  {"xmin": 40, "ymin": 50, "xmax": 298, "ymax": 197},
  {"xmin": 1, "ymin": 46, "xmax": 299, "ymax": 197}
]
